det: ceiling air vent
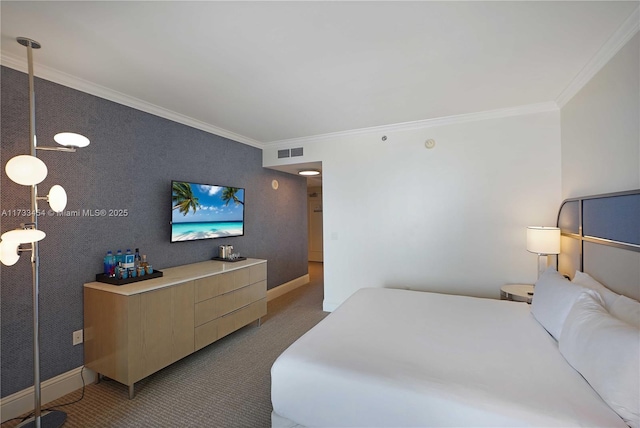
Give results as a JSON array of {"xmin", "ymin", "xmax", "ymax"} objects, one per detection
[
  {"xmin": 291, "ymin": 147, "xmax": 304, "ymax": 157},
  {"xmin": 278, "ymin": 149, "xmax": 290, "ymax": 159}
]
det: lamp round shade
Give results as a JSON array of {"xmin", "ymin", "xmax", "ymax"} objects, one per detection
[
  {"xmin": 1, "ymin": 229, "xmax": 46, "ymax": 244},
  {"xmin": 48, "ymin": 185, "xmax": 67, "ymax": 212},
  {"xmin": 0, "ymin": 240, "xmax": 20, "ymax": 266},
  {"xmin": 5, "ymin": 155, "xmax": 48, "ymax": 185},
  {"xmin": 54, "ymin": 132, "xmax": 90, "ymax": 148},
  {"xmin": 526, "ymin": 226, "xmax": 560, "ymax": 255}
]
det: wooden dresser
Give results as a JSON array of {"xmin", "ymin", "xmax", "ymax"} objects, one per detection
[{"xmin": 83, "ymin": 258, "xmax": 267, "ymax": 398}]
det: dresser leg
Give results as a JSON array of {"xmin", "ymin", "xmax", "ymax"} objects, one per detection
[
  {"xmin": 257, "ymin": 317, "xmax": 262, "ymax": 327},
  {"xmin": 129, "ymin": 384, "xmax": 135, "ymax": 399},
  {"xmin": 95, "ymin": 373, "xmax": 102, "ymax": 384}
]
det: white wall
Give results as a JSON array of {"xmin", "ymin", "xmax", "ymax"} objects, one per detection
[
  {"xmin": 561, "ymin": 33, "xmax": 640, "ymax": 198},
  {"xmin": 265, "ymin": 110, "xmax": 561, "ymax": 310}
]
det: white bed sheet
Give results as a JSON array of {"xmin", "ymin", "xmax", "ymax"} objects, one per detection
[{"xmin": 271, "ymin": 287, "xmax": 627, "ymax": 427}]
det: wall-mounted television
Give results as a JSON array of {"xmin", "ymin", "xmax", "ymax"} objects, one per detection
[{"xmin": 171, "ymin": 180, "xmax": 245, "ymax": 243}]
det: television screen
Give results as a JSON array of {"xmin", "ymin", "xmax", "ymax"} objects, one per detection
[{"xmin": 171, "ymin": 180, "xmax": 245, "ymax": 242}]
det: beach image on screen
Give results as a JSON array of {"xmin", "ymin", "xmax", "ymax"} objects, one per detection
[{"xmin": 171, "ymin": 181, "xmax": 245, "ymax": 242}]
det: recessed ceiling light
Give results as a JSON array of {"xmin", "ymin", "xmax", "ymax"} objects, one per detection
[{"xmin": 298, "ymin": 170, "xmax": 320, "ymax": 176}]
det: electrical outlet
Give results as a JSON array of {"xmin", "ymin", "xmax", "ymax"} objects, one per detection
[{"xmin": 72, "ymin": 329, "xmax": 83, "ymax": 346}]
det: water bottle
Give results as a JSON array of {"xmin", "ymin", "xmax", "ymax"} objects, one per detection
[
  {"xmin": 124, "ymin": 248, "xmax": 134, "ymax": 269},
  {"xmin": 104, "ymin": 251, "xmax": 116, "ymax": 277},
  {"xmin": 116, "ymin": 249, "xmax": 123, "ymax": 266}
]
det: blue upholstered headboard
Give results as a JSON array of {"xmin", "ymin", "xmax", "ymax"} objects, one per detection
[{"xmin": 557, "ymin": 189, "xmax": 640, "ymax": 301}]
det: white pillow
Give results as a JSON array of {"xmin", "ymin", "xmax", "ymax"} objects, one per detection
[
  {"xmin": 530, "ymin": 267, "xmax": 587, "ymax": 340},
  {"xmin": 559, "ymin": 292, "xmax": 640, "ymax": 428},
  {"xmin": 611, "ymin": 295, "xmax": 640, "ymax": 328},
  {"xmin": 572, "ymin": 270, "xmax": 619, "ymax": 310}
]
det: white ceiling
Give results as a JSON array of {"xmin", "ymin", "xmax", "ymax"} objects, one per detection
[{"xmin": 1, "ymin": 1, "xmax": 638, "ymax": 148}]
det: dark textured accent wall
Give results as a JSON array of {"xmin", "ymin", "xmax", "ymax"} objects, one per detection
[{"xmin": 0, "ymin": 66, "xmax": 308, "ymax": 397}]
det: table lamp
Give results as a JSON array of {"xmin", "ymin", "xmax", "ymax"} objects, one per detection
[{"xmin": 526, "ymin": 226, "xmax": 561, "ymax": 279}]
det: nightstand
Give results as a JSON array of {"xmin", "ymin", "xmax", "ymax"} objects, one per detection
[{"xmin": 501, "ymin": 284, "xmax": 534, "ymax": 304}]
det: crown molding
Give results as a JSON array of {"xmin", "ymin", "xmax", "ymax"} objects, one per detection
[
  {"xmin": 265, "ymin": 101, "xmax": 559, "ymax": 148},
  {"xmin": 556, "ymin": 5, "xmax": 639, "ymax": 108},
  {"xmin": 0, "ymin": 52, "xmax": 264, "ymax": 149},
  {"xmin": 2, "ymin": 50, "xmax": 557, "ymax": 150}
]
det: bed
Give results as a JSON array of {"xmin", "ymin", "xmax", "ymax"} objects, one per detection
[{"xmin": 271, "ymin": 190, "xmax": 640, "ymax": 428}]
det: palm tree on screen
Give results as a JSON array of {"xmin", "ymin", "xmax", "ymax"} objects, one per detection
[
  {"xmin": 221, "ymin": 187, "xmax": 244, "ymax": 206},
  {"xmin": 172, "ymin": 182, "xmax": 200, "ymax": 215}
]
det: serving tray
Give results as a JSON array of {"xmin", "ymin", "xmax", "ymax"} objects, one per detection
[
  {"xmin": 95, "ymin": 270, "xmax": 163, "ymax": 286},
  {"xmin": 211, "ymin": 256, "xmax": 247, "ymax": 263}
]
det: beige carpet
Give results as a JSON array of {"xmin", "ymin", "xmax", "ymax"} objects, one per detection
[{"xmin": 3, "ymin": 263, "xmax": 327, "ymax": 428}]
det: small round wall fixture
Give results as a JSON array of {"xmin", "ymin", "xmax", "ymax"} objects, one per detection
[
  {"xmin": 271, "ymin": 179, "xmax": 279, "ymax": 190},
  {"xmin": 425, "ymin": 139, "xmax": 436, "ymax": 149},
  {"xmin": 298, "ymin": 170, "xmax": 320, "ymax": 176}
]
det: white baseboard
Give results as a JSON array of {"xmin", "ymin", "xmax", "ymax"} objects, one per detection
[
  {"xmin": 267, "ymin": 274, "xmax": 310, "ymax": 302},
  {"xmin": 322, "ymin": 300, "xmax": 338, "ymax": 312},
  {"xmin": 1, "ymin": 366, "xmax": 96, "ymax": 423}
]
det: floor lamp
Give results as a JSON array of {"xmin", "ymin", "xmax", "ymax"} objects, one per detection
[
  {"xmin": 526, "ymin": 226, "xmax": 561, "ymax": 279},
  {"xmin": 0, "ymin": 37, "xmax": 90, "ymax": 428}
]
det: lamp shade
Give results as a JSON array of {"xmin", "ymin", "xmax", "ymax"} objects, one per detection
[
  {"xmin": 1, "ymin": 229, "xmax": 46, "ymax": 244},
  {"xmin": 526, "ymin": 226, "xmax": 560, "ymax": 255},
  {"xmin": 5, "ymin": 155, "xmax": 48, "ymax": 185},
  {"xmin": 54, "ymin": 132, "xmax": 90, "ymax": 148},
  {"xmin": 0, "ymin": 240, "xmax": 20, "ymax": 266},
  {"xmin": 48, "ymin": 185, "xmax": 67, "ymax": 212}
]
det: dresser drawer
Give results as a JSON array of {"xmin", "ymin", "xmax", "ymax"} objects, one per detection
[
  {"xmin": 217, "ymin": 298, "xmax": 267, "ymax": 340},
  {"xmin": 195, "ymin": 268, "xmax": 254, "ymax": 303},
  {"xmin": 194, "ymin": 318, "xmax": 219, "ymax": 351},
  {"xmin": 194, "ymin": 297, "xmax": 267, "ymax": 350},
  {"xmin": 194, "ymin": 281, "xmax": 266, "ymax": 327},
  {"xmin": 221, "ymin": 268, "xmax": 250, "ymax": 294},
  {"xmin": 194, "ymin": 273, "xmax": 223, "ymax": 302},
  {"xmin": 249, "ymin": 263, "xmax": 267, "ymax": 283}
]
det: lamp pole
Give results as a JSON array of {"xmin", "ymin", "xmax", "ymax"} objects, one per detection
[
  {"xmin": 27, "ymin": 36, "xmax": 42, "ymax": 428},
  {"xmin": 16, "ymin": 36, "xmax": 66, "ymax": 428}
]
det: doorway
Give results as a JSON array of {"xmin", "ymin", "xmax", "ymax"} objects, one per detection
[{"xmin": 307, "ymin": 187, "xmax": 323, "ymax": 262}]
